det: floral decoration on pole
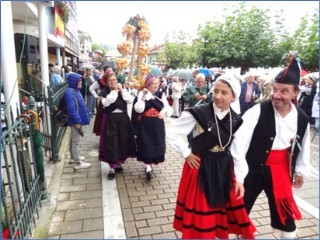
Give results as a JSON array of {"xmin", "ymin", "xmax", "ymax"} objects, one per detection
[{"xmin": 117, "ymin": 14, "xmax": 151, "ymax": 89}]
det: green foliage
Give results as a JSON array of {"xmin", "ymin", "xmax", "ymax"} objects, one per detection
[
  {"xmin": 157, "ymin": 31, "xmax": 194, "ymax": 69},
  {"xmin": 91, "ymin": 43, "xmax": 108, "ymax": 57},
  {"xmin": 156, "ymin": 2, "xmax": 318, "ymax": 72},
  {"xmin": 55, "ymin": 1, "xmax": 69, "ymax": 24},
  {"xmin": 291, "ymin": 10, "xmax": 319, "ymax": 71}
]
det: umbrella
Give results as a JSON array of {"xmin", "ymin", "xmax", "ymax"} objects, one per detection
[
  {"xmin": 97, "ymin": 61, "xmax": 118, "ymax": 71},
  {"xmin": 171, "ymin": 69, "xmax": 193, "ymax": 80},
  {"xmin": 198, "ymin": 68, "xmax": 210, "ymax": 76},
  {"xmin": 28, "ymin": 109, "xmax": 47, "ymax": 199},
  {"xmin": 79, "ymin": 63, "xmax": 94, "ymax": 70},
  {"xmin": 148, "ymin": 65, "xmax": 163, "ymax": 76}
]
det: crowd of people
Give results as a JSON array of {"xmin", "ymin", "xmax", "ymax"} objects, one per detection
[{"xmin": 56, "ymin": 54, "xmax": 316, "ymax": 239}]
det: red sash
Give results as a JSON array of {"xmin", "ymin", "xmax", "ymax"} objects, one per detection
[{"xmin": 265, "ymin": 149, "xmax": 302, "ymax": 225}]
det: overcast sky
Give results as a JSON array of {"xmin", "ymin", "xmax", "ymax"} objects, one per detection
[{"xmin": 77, "ymin": 1, "xmax": 318, "ymax": 48}]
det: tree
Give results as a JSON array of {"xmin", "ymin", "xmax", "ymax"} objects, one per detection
[
  {"xmin": 292, "ymin": 10, "xmax": 319, "ymax": 72},
  {"xmin": 196, "ymin": 2, "xmax": 290, "ymax": 73},
  {"xmin": 157, "ymin": 31, "xmax": 195, "ymax": 69},
  {"xmin": 91, "ymin": 43, "xmax": 108, "ymax": 57}
]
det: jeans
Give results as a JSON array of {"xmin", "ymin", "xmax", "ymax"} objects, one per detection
[
  {"xmin": 87, "ymin": 95, "xmax": 96, "ymax": 115},
  {"xmin": 69, "ymin": 126, "xmax": 81, "ymax": 163}
]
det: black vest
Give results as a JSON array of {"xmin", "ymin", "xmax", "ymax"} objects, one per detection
[
  {"xmin": 188, "ymin": 103, "xmax": 243, "ymax": 153},
  {"xmin": 246, "ymin": 100, "xmax": 309, "ymax": 179},
  {"xmin": 104, "ymin": 89, "xmax": 128, "ymax": 114}
]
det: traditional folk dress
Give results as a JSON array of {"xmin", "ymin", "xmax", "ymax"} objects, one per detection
[
  {"xmin": 230, "ymin": 100, "xmax": 310, "ymax": 233},
  {"xmin": 91, "ymin": 79, "xmax": 107, "ymax": 136},
  {"xmin": 168, "ymin": 103, "xmax": 256, "ymax": 239},
  {"xmin": 134, "ymin": 90, "xmax": 172, "ymax": 165},
  {"xmin": 98, "ymin": 87, "xmax": 136, "ymax": 167}
]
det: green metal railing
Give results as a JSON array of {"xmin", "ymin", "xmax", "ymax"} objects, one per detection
[
  {"xmin": 28, "ymin": 74, "xmax": 67, "ymax": 162},
  {"xmin": 1, "ymin": 104, "xmax": 44, "ymax": 239}
]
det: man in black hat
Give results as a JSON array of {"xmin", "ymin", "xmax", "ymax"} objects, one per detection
[{"xmin": 230, "ymin": 56, "xmax": 311, "ymax": 238}]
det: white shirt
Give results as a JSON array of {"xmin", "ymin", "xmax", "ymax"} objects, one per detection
[
  {"xmin": 230, "ymin": 102, "xmax": 311, "ymax": 183},
  {"xmin": 101, "ymin": 89, "xmax": 133, "ymax": 113},
  {"xmin": 89, "ymin": 81, "xmax": 100, "ymax": 98},
  {"xmin": 134, "ymin": 90, "xmax": 173, "ymax": 117},
  {"xmin": 167, "ymin": 103, "xmax": 248, "ymax": 181}
]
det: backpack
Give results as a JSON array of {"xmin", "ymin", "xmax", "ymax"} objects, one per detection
[
  {"xmin": 55, "ymin": 96, "xmax": 68, "ymax": 127},
  {"xmin": 55, "ymin": 90, "xmax": 77, "ymax": 127}
]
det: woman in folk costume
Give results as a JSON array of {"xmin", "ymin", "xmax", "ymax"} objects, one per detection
[
  {"xmin": 98, "ymin": 72, "xmax": 136, "ymax": 180},
  {"xmin": 134, "ymin": 75, "xmax": 173, "ymax": 181},
  {"xmin": 90, "ymin": 67, "xmax": 114, "ymax": 136},
  {"xmin": 167, "ymin": 75, "xmax": 256, "ymax": 239},
  {"xmin": 230, "ymin": 56, "xmax": 310, "ymax": 238}
]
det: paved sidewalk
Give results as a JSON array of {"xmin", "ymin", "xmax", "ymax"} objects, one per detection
[
  {"xmin": 46, "ymin": 120, "xmax": 104, "ymax": 238},
  {"xmin": 43, "ymin": 116, "xmax": 319, "ymax": 239}
]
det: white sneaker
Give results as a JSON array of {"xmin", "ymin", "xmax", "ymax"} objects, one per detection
[
  {"xmin": 74, "ymin": 161, "xmax": 91, "ymax": 170},
  {"xmin": 69, "ymin": 156, "xmax": 85, "ymax": 163}
]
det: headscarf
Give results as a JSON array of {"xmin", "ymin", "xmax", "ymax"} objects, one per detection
[{"xmin": 145, "ymin": 75, "xmax": 158, "ymax": 88}]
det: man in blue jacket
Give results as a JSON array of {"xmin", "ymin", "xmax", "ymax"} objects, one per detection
[{"xmin": 65, "ymin": 73, "xmax": 91, "ymax": 170}]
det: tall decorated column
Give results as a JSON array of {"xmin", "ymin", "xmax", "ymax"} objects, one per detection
[{"xmin": 117, "ymin": 15, "xmax": 151, "ymax": 90}]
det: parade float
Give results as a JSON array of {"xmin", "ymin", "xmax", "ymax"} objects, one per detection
[{"xmin": 117, "ymin": 14, "xmax": 151, "ymax": 89}]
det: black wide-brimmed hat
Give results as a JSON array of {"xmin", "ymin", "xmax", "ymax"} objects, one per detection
[{"xmin": 274, "ymin": 57, "xmax": 300, "ymax": 86}]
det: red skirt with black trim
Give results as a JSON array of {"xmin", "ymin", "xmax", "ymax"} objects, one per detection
[{"xmin": 173, "ymin": 162, "xmax": 256, "ymax": 239}]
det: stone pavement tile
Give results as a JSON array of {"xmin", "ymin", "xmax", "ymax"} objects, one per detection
[
  {"xmin": 60, "ymin": 184, "xmax": 86, "ymax": 193},
  {"xmin": 60, "ymin": 178, "xmax": 72, "ymax": 186},
  {"xmin": 256, "ymin": 233, "xmax": 278, "ymax": 239},
  {"xmin": 122, "ymin": 208, "xmax": 134, "ymax": 222},
  {"xmin": 143, "ymin": 204, "xmax": 163, "ymax": 213},
  {"xmin": 138, "ymin": 226, "xmax": 162, "ymax": 236},
  {"xmin": 57, "ymin": 193, "xmax": 69, "ymax": 201},
  {"xmin": 135, "ymin": 220, "xmax": 147, "ymax": 228},
  {"xmin": 86, "ymin": 183, "xmax": 102, "ymax": 191},
  {"xmin": 83, "ymin": 218, "xmax": 103, "ymax": 232},
  {"xmin": 134, "ymin": 212, "xmax": 156, "ymax": 221},
  {"xmin": 73, "ymin": 177, "xmax": 100, "ymax": 184},
  {"xmin": 85, "ymin": 198, "xmax": 102, "ymax": 208},
  {"xmin": 56, "ymin": 200, "xmax": 86, "ymax": 211},
  {"xmin": 150, "ymin": 198, "xmax": 170, "ymax": 205},
  {"xmin": 147, "ymin": 217, "xmax": 171, "ymax": 226},
  {"xmin": 120, "ymin": 197, "xmax": 131, "ymax": 208},
  {"xmin": 124, "ymin": 221, "xmax": 138, "ymax": 238},
  {"xmin": 69, "ymin": 190, "xmax": 102, "ymax": 200},
  {"xmin": 48, "ymin": 220, "xmax": 82, "ymax": 235},
  {"xmin": 64, "ymin": 207, "xmax": 103, "ymax": 221},
  {"xmin": 131, "ymin": 200, "xmax": 151, "ymax": 208},
  {"xmin": 139, "ymin": 194, "xmax": 158, "ymax": 201},
  {"xmin": 62, "ymin": 172, "xmax": 87, "ymax": 179},
  {"xmin": 52, "ymin": 211, "xmax": 65, "ymax": 223},
  {"xmin": 297, "ymin": 227, "xmax": 317, "ymax": 238},
  {"xmin": 256, "ymin": 225, "xmax": 273, "ymax": 235},
  {"xmin": 132, "ymin": 207, "xmax": 143, "ymax": 214},
  {"xmin": 161, "ymin": 223, "xmax": 175, "ymax": 232},
  {"xmin": 59, "ymin": 230, "xmax": 104, "ymax": 239},
  {"xmin": 88, "ymin": 171, "xmax": 101, "ymax": 178},
  {"xmin": 155, "ymin": 209, "xmax": 175, "ymax": 218},
  {"xmin": 152, "ymin": 231, "xmax": 178, "ymax": 239}
]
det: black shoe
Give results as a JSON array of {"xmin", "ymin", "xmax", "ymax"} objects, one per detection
[
  {"xmin": 108, "ymin": 170, "xmax": 115, "ymax": 180},
  {"xmin": 115, "ymin": 165, "xmax": 123, "ymax": 173},
  {"xmin": 146, "ymin": 170, "xmax": 153, "ymax": 181}
]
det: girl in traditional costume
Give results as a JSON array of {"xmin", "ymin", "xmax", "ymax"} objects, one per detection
[{"xmin": 167, "ymin": 75, "xmax": 256, "ymax": 239}]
